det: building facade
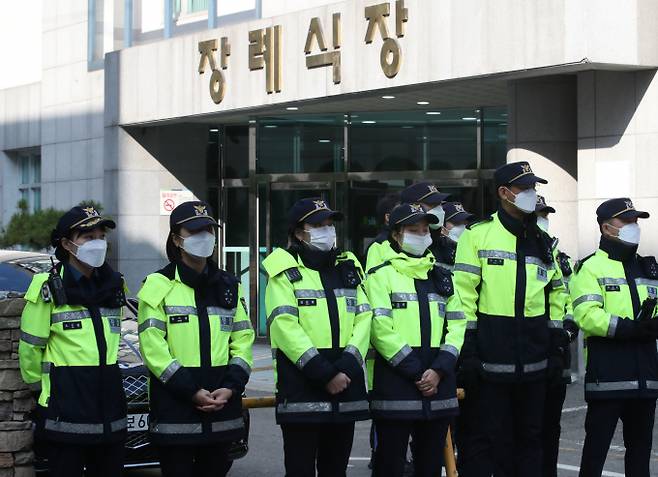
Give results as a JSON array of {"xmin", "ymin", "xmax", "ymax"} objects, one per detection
[{"xmin": 2, "ymin": 0, "xmax": 658, "ymax": 337}]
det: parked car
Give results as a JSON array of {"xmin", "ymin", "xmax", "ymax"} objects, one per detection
[{"xmin": 0, "ymin": 250, "xmax": 249, "ymax": 471}]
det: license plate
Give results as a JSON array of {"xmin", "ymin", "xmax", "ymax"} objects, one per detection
[{"xmin": 127, "ymin": 413, "xmax": 149, "ymax": 432}]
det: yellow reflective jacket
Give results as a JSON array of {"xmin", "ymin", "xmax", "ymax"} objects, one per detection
[
  {"xmin": 365, "ymin": 240, "xmax": 466, "ymax": 420},
  {"xmin": 137, "ymin": 261, "xmax": 254, "ymax": 444},
  {"xmin": 570, "ymin": 237, "xmax": 658, "ymax": 400},
  {"xmin": 18, "ymin": 263, "xmax": 128, "ymax": 444},
  {"xmin": 453, "ymin": 210, "xmax": 569, "ymax": 382},
  {"xmin": 263, "ymin": 247, "xmax": 371, "ymax": 424}
]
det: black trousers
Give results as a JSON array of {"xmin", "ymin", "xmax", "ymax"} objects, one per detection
[
  {"xmin": 542, "ymin": 383, "xmax": 567, "ymax": 477},
  {"xmin": 373, "ymin": 418, "xmax": 449, "ymax": 477},
  {"xmin": 281, "ymin": 422, "xmax": 355, "ymax": 477},
  {"xmin": 157, "ymin": 443, "xmax": 232, "ymax": 477},
  {"xmin": 579, "ymin": 398, "xmax": 656, "ymax": 477},
  {"xmin": 47, "ymin": 439, "xmax": 125, "ymax": 477},
  {"xmin": 455, "ymin": 390, "xmax": 479, "ymax": 473},
  {"xmin": 463, "ymin": 380, "xmax": 546, "ymax": 477}
]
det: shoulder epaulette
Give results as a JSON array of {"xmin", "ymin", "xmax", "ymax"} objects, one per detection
[
  {"xmin": 24, "ymin": 273, "xmax": 50, "ymax": 304},
  {"xmin": 284, "ymin": 268, "xmax": 303, "ymax": 283},
  {"xmin": 574, "ymin": 253, "xmax": 595, "ymax": 273},
  {"xmin": 466, "ymin": 215, "xmax": 493, "ymax": 230},
  {"xmin": 367, "ymin": 261, "xmax": 391, "ymax": 275},
  {"xmin": 137, "ymin": 272, "xmax": 175, "ymax": 308}
]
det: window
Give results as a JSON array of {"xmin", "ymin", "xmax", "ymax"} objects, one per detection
[{"xmin": 17, "ymin": 153, "xmax": 41, "ymax": 213}]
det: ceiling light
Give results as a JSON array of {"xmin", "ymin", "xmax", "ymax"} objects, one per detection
[
  {"xmin": 318, "ymin": 139, "xmax": 331, "ymax": 143},
  {"xmin": 382, "ymin": 95, "xmax": 395, "ymax": 99},
  {"xmin": 462, "ymin": 117, "xmax": 477, "ymax": 121},
  {"xmin": 286, "ymin": 106, "xmax": 298, "ymax": 111},
  {"xmin": 265, "ymin": 125, "xmax": 278, "ymax": 128},
  {"xmin": 351, "ymin": 115, "xmax": 359, "ymax": 118},
  {"xmin": 426, "ymin": 111, "xmax": 441, "ymax": 115},
  {"xmin": 417, "ymin": 101, "xmax": 430, "ymax": 105},
  {"xmin": 209, "ymin": 128, "xmax": 218, "ymax": 132},
  {"xmin": 401, "ymin": 125, "xmax": 414, "ymax": 129},
  {"xmin": 248, "ymin": 120, "xmax": 256, "ymax": 124},
  {"xmin": 361, "ymin": 120, "xmax": 376, "ymax": 124}
]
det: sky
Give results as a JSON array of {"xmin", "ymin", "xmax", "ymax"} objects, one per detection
[{"xmin": 0, "ymin": 0, "xmax": 43, "ymax": 90}]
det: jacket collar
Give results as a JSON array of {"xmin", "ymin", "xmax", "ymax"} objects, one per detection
[
  {"xmin": 599, "ymin": 235, "xmax": 638, "ymax": 262},
  {"xmin": 497, "ymin": 205, "xmax": 538, "ymax": 237},
  {"xmin": 381, "ymin": 239, "xmax": 434, "ymax": 279}
]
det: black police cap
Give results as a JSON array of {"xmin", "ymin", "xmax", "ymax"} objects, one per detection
[
  {"xmin": 596, "ymin": 198, "xmax": 649, "ymax": 223},
  {"xmin": 535, "ymin": 195, "xmax": 556, "ymax": 214},
  {"xmin": 389, "ymin": 203, "xmax": 440, "ymax": 227},
  {"xmin": 170, "ymin": 201, "xmax": 218, "ymax": 232},
  {"xmin": 494, "ymin": 161, "xmax": 547, "ymax": 188},
  {"xmin": 51, "ymin": 206, "xmax": 115, "ymax": 247},
  {"xmin": 443, "ymin": 202, "xmax": 475, "ymax": 223},
  {"xmin": 288, "ymin": 198, "xmax": 344, "ymax": 227},
  {"xmin": 400, "ymin": 182, "xmax": 451, "ymax": 206}
]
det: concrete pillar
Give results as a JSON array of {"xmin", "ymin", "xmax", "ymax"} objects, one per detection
[
  {"xmin": 577, "ymin": 70, "xmax": 658, "ymax": 259},
  {"xmin": 507, "ymin": 75, "xmax": 578, "ymax": 258}
]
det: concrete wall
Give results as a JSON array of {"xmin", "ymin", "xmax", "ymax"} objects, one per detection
[{"xmin": 577, "ymin": 69, "xmax": 658, "ymax": 259}]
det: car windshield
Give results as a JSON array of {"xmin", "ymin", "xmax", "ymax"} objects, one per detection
[{"xmin": 0, "ymin": 263, "xmax": 34, "ymax": 292}]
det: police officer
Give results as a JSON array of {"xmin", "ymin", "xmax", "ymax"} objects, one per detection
[
  {"xmin": 435, "ymin": 201, "xmax": 475, "ymax": 271},
  {"xmin": 535, "ymin": 195, "xmax": 579, "ymax": 477},
  {"xmin": 137, "ymin": 201, "xmax": 254, "ymax": 477},
  {"xmin": 366, "ymin": 203, "xmax": 466, "ymax": 477},
  {"xmin": 453, "ymin": 162, "xmax": 569, "ymax": 477},
  {"xmin": 366, "ymin": 192, "xmax": 401, "ymax": 272},
  {"xmin": 263, "ymin": 198, "xmax": 371, "ymax": 477},
  {"xmin": 19, "ymin": 205, "xmax": 128, "ymax": 477},
  {"xmin": 570, "ymin": 198, "xmax": 658, "ymax": 477}
]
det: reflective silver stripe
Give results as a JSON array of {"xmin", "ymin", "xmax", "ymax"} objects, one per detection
[
  {"xmin": 150, "ymin": 422, "xmax": 203, "ymax": 434},
  {"xmin": 573, "ymin": 294, "xmax": 604, "ymax": 308},
  {"xmin": 466, "ymin": 321, "xmax": 478, "ymax": 330},
  {"xmin": 159, "ymin": 360, "xmax": 182, "ymax": 383},
  {"xmin": 479, "ymin": 250, "xmax": 516, "ymax": 261},
  {"xmin": 525, "ymin": 256, "xmax": 554, "ymax": 269},
  {"xmin": 164, "ymin": 306, "xmax": 197, "ymax": 315},
  {"xmin": 99, "ymin": 307, "xmax": 122, "ymax": 317},
  {"xmin": 454, "ymin": 263, "xmax": 481, "ymax": 276},
  {"xmin": 355, "ymin": 303, "xmax": 371, "ymax": 314},
  {"xmin": 585, "ymin": 381, "xmax": 639, "ymax": 392},
  {"xmin": 390, "ymin": 292, "xmax": 418, "ymax": 302},
  {"xmin": 229, "ymin": 357, "xmax": 252, "ymax": 375},
  {"xmin": 334, "ymin": 288, "xmax": 357, "ymax": 298},
  {"xmin": 296, "ymin": 348, "xmax": 319, "ymax": 369},
  {"xmin": 51, "ymin": 310, "xmax": 90, "ymax": 323},
  {"xmin": 138, "ymin": 318, "xmax": 166, "ymax": 333},
  {"xmin": 646, "ymin": 380, "xmax": 658, "ymax": 390},
  {"xmin": 232, "ymin": 320, "xmax": 252, "ymax": 331},
  {"xmin": 20, "ymin": 331, "xmax": 47, "ymax": 346},
  {"xmin": 344, "ymin": 344, "xmax": 364, "ymax": 366},
  {"xmin": 440, "ymin": 344, "xmax": 459, "ymax": 358},
  {"xmin": 446, "ymin": 311, "xmax": 465, "ymax": 320},
  {"xmin": 635, "ymin": 278, "xmax": 658, "ymax": 287},
  {"xmin": 371, "ymin": 400, "xmax": 423, "ymax": 411},
  {"xmin": 607, "ymin": 315, "xmax": 620, "ymax": 338},
  {"xmin": 548, "ymin": 320, "xmax": 563, "ymax": 329},
  {"xmin": 389, "ymin": 345, "xmax": 413, "ymax": 367},
  {"xmin": 211, "ymin": 418, "xmax": 245, "ymax": 432},
  {"xmin": 338, "ymin": 400, "xmax": 370, "ymax": 413},
  {"xmin": 430, "ymin": 398, "xmax": 459, "ymax": 411},
  {"xmin": 597, "ymin": 277, "xmax": 627, "ymax": 286},
  {"xmin": 277, "ymin": 402, "xmax": 332, "ymax": 413},
  {"xmin": 41, "ymin": 362, "xmax": 51, "ymax": 374},
  {"xmin": 207, "ymin": 306, "xmax": 236, "ymax": 317},
  {"xmin": 294, "ymin": 289, "xmax": 326, "ymax": 299},
  {"xmin": 45, "ymin": 418, "xmax": 127, "ymax": 434},
  {"xmin": 427, "ymin": 293, "xmax": 445, "ymax": 303},
  {"xmin": 435, "ymin": 263, "xmax": 454, "ymax": 272},
  {"xmin": 482, "ymin": 362, "xmax": 515, "ymax": 373},
  {"xmin": 267, "ymin": 305, "xmax": 298, "ymax": 325},
  {"xmin": 551, "ymin": 279, "xmax": 564, "ymax": 288},
  {"xmin": 523, "ymin": 359, "xmax": 548, "ymax": 373},
  {"xmin": 373, "ymin": 308, "xmax": 392, "ymax": 318},
  {"xmin": 366, "ymin": 348, "xmax": 377, "ymax": 360}
]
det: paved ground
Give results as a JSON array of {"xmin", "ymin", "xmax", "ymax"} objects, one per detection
[{"xmin": 129, "ymin": 343, "xmax": 658, "ymax": 476}]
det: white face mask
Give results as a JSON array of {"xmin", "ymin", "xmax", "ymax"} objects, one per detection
[
  {"xmin": 608, "ymin": 223, "xmax": 641, "ymax": 245},
  {"xmin": 537, "ymin": 216, "xmax": 550, "ymax": 233},
  {"xmin": 447, "ymin": 224, "xmax": 466, "ymax": 243},
  {"xmin": 401, "ymin": 232, "xmax": 433, "ymax": 256},
  {"xmin": 505, "ymin": 188, "xmax": 537, "ymax": 214},
  {"xmin": 180, "ymin": 231, "xmax": 216, "ymax": 258},
  {"xmin": 73, "ymin": 239, "xmax": 107, "ymax": 268},
  {"xmin": 427, "ymin": 205, "xmax": 445, "ymax": 229},
  {"xmin": 305, "ymin": 225, "xmax": 336, "ymax": 252}
]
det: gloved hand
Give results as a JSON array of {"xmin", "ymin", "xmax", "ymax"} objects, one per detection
[
  {"xmin": 615, "ymin": 317, "xmax": 658, "ymax": 341},
  {"xmin": 564, "ymin": 319, "xmax": 580, "ymax": 343}
]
